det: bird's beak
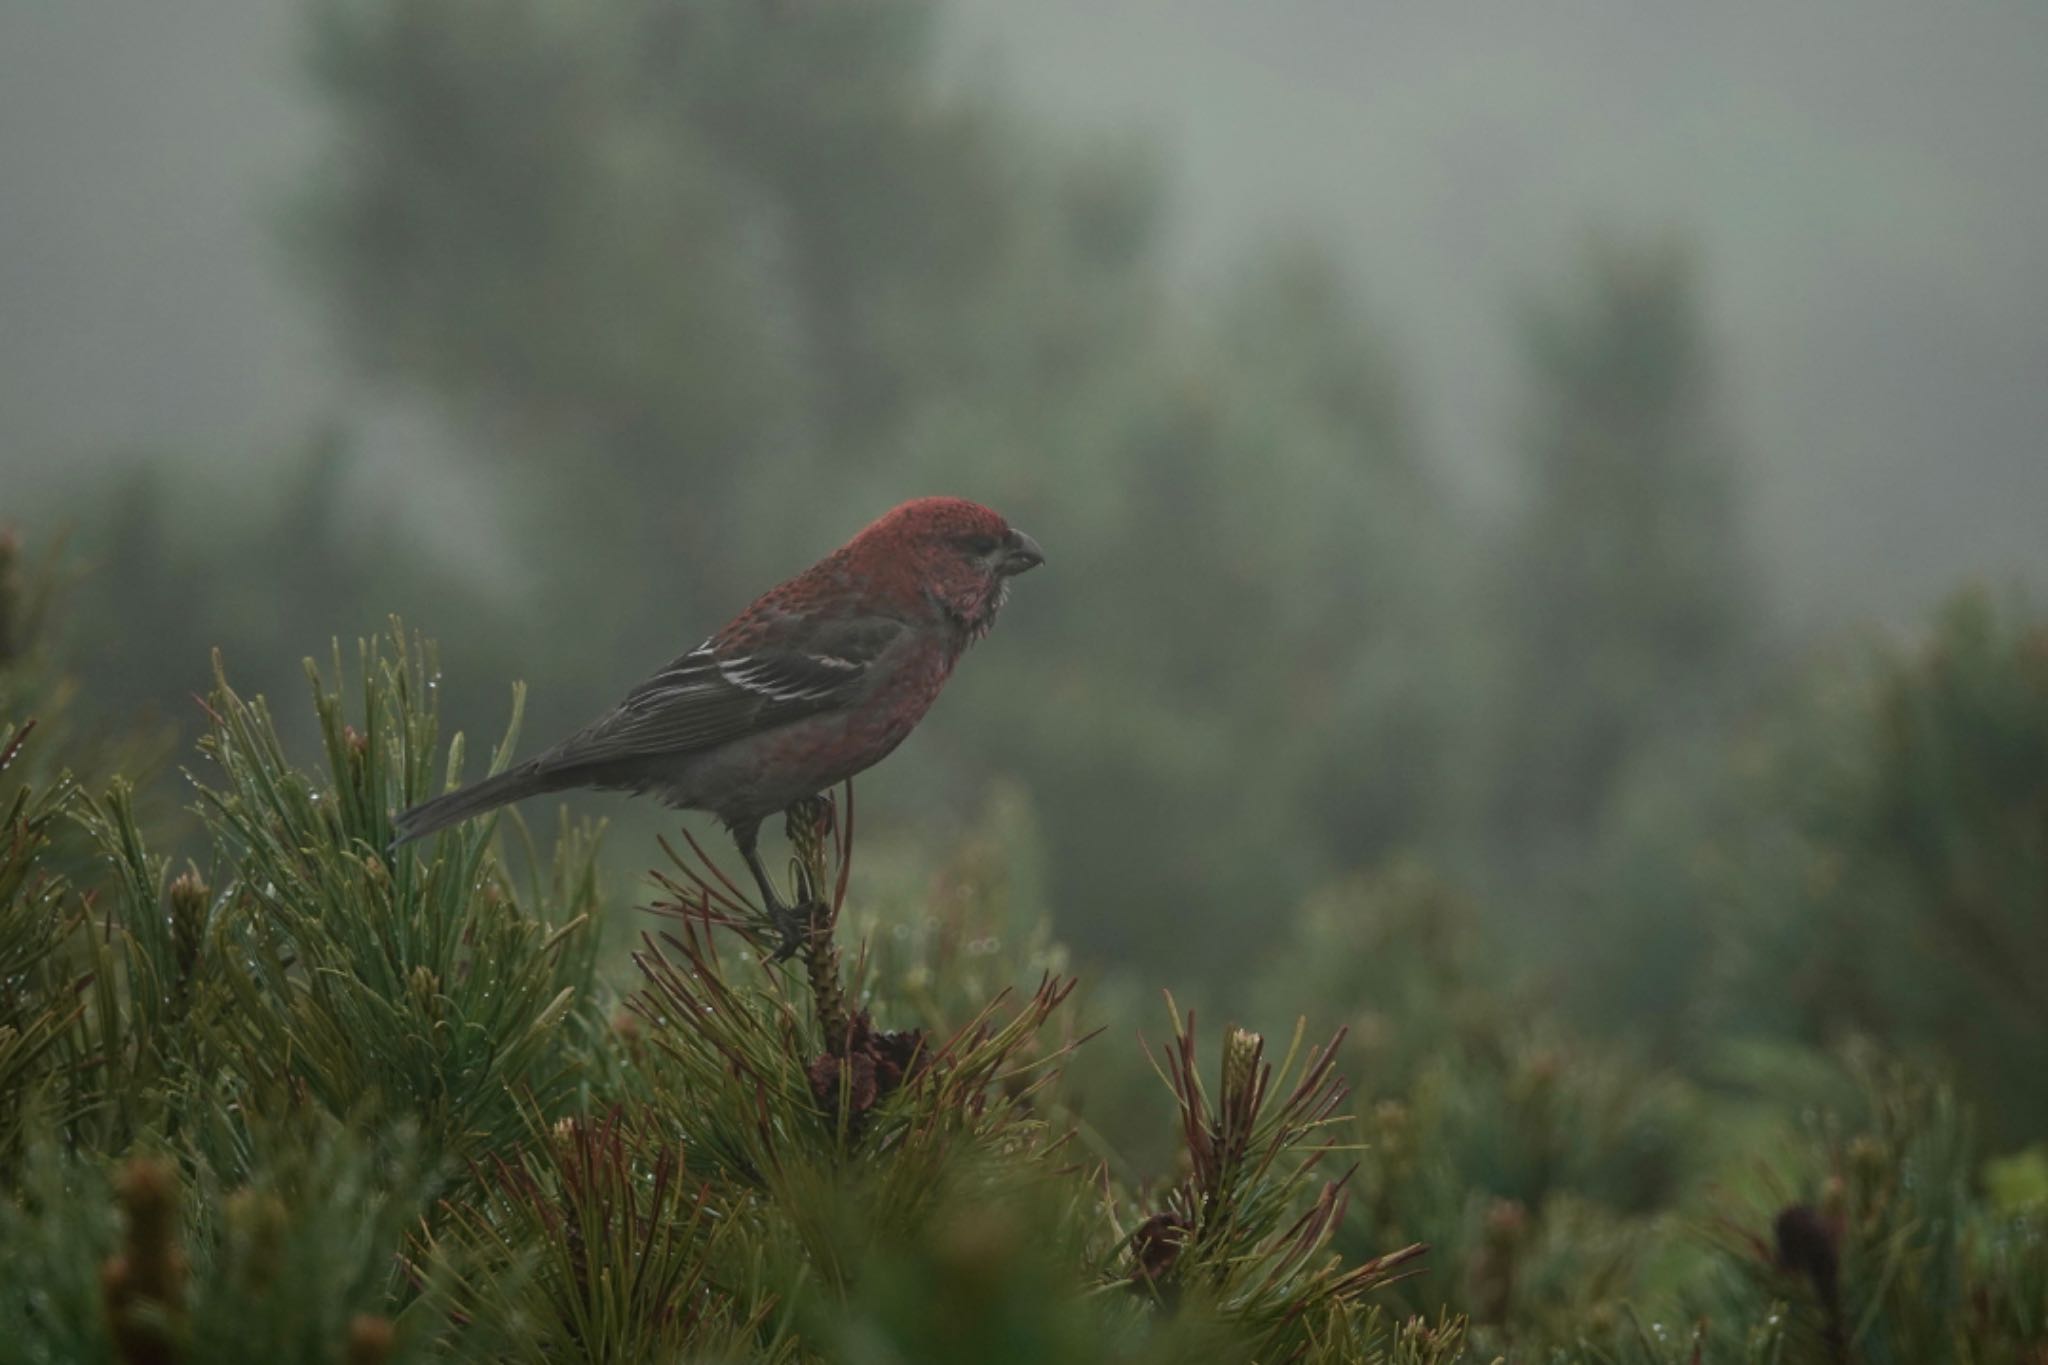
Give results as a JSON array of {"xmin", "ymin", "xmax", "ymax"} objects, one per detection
[{"xmin": 998, "ymin": 528, "xmax": 1046, "ymax": 575}]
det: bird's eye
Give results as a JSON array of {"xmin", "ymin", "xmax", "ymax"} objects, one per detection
[{"xmin": 960, "ymin": 534, "xmax": 1000, "ymax": 556}]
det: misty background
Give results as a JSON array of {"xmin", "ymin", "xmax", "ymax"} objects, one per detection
[
  {"xmin": 7, "ymin": 0, "xmax": 2045, "ymax": 622},
  {"xmin": 5, "ymin": 0, "xmax": 2047, "ymax": 1144}
]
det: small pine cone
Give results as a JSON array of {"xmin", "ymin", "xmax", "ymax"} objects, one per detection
[
  {"xmin": 1129, "ymin": 1211, "xmax": 1190, "ymax": 1286},
  {"xmin": 808, "ymin": 1050, "xmax": 879, "ymax": 1117},
  {"xmin": 104, "ymin": 1158, "xmax": 187, "ymax": 1365},
  {"xmin": 114, "ymin": 1158, "xmax": 183, "ymax": 1303},
  {"xmin": 870, "ymin": 1027, "xmax": 926, "ymax": 1097},
  {"xmin": 345, "ymin": 1314, "xmax": 397, "ymax": 1365},
  {"xmin": 1773, "ymin": 1203, "xmax": 1840, "ymax": 1299}
]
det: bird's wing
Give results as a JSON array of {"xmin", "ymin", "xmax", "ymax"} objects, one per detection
[{"xmin": 537, "ymin": 613, "xmax": 908, "ymax": 769}]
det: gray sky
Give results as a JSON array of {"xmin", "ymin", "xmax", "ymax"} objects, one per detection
[
  {"xmin": 947, "ymin": 0, "xmax": 2048, "ymax": 628},
  {"xmin": 1, "ymin": 0, "xmax": 332, "ymax": 475},
  {"xmin": 5, "ymin": 0, "xmax": 2045, "ymax": 627}
]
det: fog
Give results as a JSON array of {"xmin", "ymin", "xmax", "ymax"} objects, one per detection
[{"xmin": 7, "ymin": 0, "xmax": 2045, "ymax": 625}]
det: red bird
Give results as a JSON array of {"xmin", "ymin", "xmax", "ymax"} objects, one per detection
[{"xmin": 392, "ymin": 496, "xmax": 1043, "ymax": 945}]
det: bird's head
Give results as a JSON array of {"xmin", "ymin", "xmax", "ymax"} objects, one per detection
[{"xmin": 846, "ymin": 496, "xmax": 1044, "ymax": 638}]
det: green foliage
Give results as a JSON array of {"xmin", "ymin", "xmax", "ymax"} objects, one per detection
[
  {"xmin": 0, "ymin": 616, "xmax": 1453, "ymax": 1361},
  {"xmin": 1255, "ymin": 864, "xmax": 1697, "ymax": 1348},
  {"xmin": 1576, "ymin": 1053, "xmax": 2048, "ymax": 1365},
  {"xmin": 189, "ymin": 630, "xmax": 603, "ymax": 1167},
  {"xmin": 1787, "ymin": 590, "xmax": 2048, "ymax": 1140},
  {"xmin": 1592, "ymin": 588, "xmax": 2048, "ymax": 1146},
  {"xmin": 1, "ymin": 1125, "xmax": 443, "ymax": 1365},
  {"xmin": 1117, "ymin": 1003, "xmax": 1435, "ymax": 1360},
  {"xmin": 0, "ymin": 722, "xmax": 83, "ymax": 1153},
  {"xmin": 0, "ymin": 540, "xmax": 181, "ymax": 1154},
  {"xmin": 422, "ymin": 1108, "xmax": 785, "ymax": 1363},
  {"xmin": 4, "ymin": 559, "xmax": 2044, "ymax": 1361}
]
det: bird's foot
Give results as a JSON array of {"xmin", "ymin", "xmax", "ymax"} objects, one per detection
[{"xmin": 767, "ymin": 896, "xmax": 826, "ymax": 963}]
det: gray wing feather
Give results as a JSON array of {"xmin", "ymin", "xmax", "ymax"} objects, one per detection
[{"xmin": 536, "ymin": 615, "xmax": 905, "ymax": 769}]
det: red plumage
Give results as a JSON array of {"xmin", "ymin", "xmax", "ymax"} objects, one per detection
[{"xmin": 392, "ymin": 496, "xmax": 1044, "ymax": 933}]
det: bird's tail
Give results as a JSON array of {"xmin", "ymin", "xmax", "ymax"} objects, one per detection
[{"xmin": 390, "ymin": 761, "xmax": 552, "ymax": 847}]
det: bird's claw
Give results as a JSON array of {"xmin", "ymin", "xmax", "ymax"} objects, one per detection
[{"xmin": 767, "ymin": 897, "xmax": 826, "ymax": 962}]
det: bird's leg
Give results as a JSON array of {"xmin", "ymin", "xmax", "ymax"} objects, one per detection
[
  {"xmin": 782, "ymin": 857, "xmax": 823, "ymax": 964},
  {"xmin": 732, "ymin": 819, "xmax": 808, "ymax": 961}
]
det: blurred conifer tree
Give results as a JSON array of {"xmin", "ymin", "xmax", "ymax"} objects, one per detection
[{"xmin": 1483, "ymin": 235, "xmax": 1757, "ymax": 893}]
